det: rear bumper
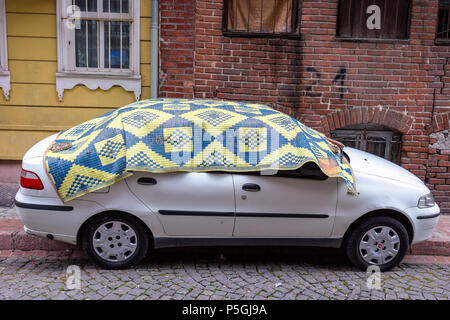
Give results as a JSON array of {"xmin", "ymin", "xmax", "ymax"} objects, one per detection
[
  {"xmin": 23, "ymin": 225, "xmax": 77, "ymax": 245},
  {"xmin": 15, "ymin": 191, "xmax": 104, "ymax": 245},
  {"xmin": 405, "ymin": 204, "xmax": 440, "ymax": 244}
]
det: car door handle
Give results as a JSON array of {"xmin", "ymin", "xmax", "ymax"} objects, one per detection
[
  {"xmin": 137, "ymin": 177, "xmax": 157, "ymax": 185},
  {"xmin": 242, "ymin": 183, "xmax": 261, "ymax": 192}
]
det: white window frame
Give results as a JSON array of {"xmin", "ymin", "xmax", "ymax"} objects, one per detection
[
  {"xmin": 0, "ymin": 0, "xmax": 10, "ymax": 100},
  {"xmin": 56, "ymin": 0, "xmax": 141, "ymax": 101}
]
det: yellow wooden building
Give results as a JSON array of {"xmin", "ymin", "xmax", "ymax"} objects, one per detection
[{"xmin": 0, "ymin": 0, "xmax": 155, "ymax": 182}]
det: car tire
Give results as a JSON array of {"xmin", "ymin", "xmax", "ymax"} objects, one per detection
[
  {"xmin": 345, "ymin": 216, "xmax": 409, "ymax": 272},
  {"xmin": 81, "ymin": 213, "xmax": 149, "ymax": 269}
]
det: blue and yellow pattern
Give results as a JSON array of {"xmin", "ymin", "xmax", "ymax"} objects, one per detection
[{"xmin": 45, "ymin": 99, "xmax": 357, "ymax": 202}]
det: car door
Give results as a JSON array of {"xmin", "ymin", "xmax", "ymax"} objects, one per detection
[
  {"xmin": 232, "ymin": 164, "xmax": 338, "ymax": 237},
  {"xmin": 126, "ymin": 172, "xmax": 235, "ymax": 236}
]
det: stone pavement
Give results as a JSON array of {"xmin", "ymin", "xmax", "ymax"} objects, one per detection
[
  {"xmin": 0, "ymin": 247, "xmax": 448, "ymax": 300},
  {"xmin": 0, "ymin": 184, "xmax": 18, "ymax": 207},
  {"xmin": 0, "ymin": 205, "xmax": 449, "ymax": 300},
  {"xmin": 0, "ymin": 206, "xmax": 17, "ymax": 219}
]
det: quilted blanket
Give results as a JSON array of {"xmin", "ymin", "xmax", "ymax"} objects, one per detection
[{"xmin": 45, "ymin": 99, "xmax": 357, "ymax": 202}]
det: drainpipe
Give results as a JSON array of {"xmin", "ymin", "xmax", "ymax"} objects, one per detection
[{"xmin": 150, "ymin": 0, "xmax": 159, "ymax": 98}]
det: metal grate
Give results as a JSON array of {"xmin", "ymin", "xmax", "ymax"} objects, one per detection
[
  {"xmin": 223, "ymin": 0, "xmax": 300, "ymax": 38},
  {"xmin": 331, "ymin": 126, "xmax": 402, "ymax": 164}
]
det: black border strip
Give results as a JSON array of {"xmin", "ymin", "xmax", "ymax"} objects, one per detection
[
  {"xmin": 159, "ymin": 210, "xmax": 329, "ymax": 218},
  {"xmin": 236, "ymin": 212, "xmax": 329, "ymax": 218},
  {"xmin": 158, "ymin": 210, "xmax": 234, "ymax": 217},
  {"xmin": 15, "ymin": 200, "xmax": 73, "ymax": 212},
  {"xmin": 417, "ymin": 213, "xmax": 440, "ymax": 220}
]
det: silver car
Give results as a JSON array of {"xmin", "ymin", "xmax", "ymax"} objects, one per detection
[{"xmin": 15, "ymin": 133, "xmax": 440, "ymax": 270}]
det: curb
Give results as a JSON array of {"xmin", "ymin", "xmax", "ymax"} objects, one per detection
[
  {"xmin": 0, "ymin": 249, "xmax": 87, "ymax": 260},
  {"xmin": 0, "ymin": 218, "xmax": 449, "ymax": 256},
  {"xmin": 410, "ymin": 240, "xmax": 450, "ymax": 256},
  {"xmin": 402, "ymin": 255, "xmax": 450, "ymax": 265},
  {"xmin": 0, "ymin": 218, "xmax": 76, "ymax": 252}
]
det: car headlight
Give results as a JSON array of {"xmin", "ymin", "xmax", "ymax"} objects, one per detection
[{"xmin": 418, "ymin": 193, "xmax": 435, "ymax": 209}]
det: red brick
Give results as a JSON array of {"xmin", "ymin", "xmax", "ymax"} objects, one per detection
[
  {"xmin": 159, "ymin": 0, "xmax": 450, "ymax": 210},
  {"xmin": 0, "ymin": 232, "xmax": 11, "ymax": 250},
  {"xmin": 0, "ymin": 250, "xmax": 11, "ymax": 258}
]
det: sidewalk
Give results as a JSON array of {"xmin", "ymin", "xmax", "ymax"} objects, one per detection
[
  {"xmin": 0, "ymin": 206, "xmax": 449, "ymax": 256},
  {"xmin": 410, "ymin": 215, "xmax": 450, "ymax": 256}
]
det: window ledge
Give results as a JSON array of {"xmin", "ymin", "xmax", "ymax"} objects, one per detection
[
  {"xmin": 222, "ymin": 31, "xmax": 301, "ymax": 39},
  {"xmin": 335, "ymin": 37, "xmax": 409, "ymax": 44},
  {"xmin": 435, "ymin": 39, "xmax": 450, "ymax": 46},
  {"xmin": 55, "ymin": 72, "xmax": 141, "ymax": 102},
  {"xmin": 0, "ymin": 71, "xmax": 10, "ymax": 100}
]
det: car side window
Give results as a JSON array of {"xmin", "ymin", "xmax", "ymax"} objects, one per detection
[
  {"xmin": 215, "ymin": 162, "xmax": 329, "ymax": 180},
  {"xmin": 274, "ymin": 162, "xmax": 328, "ymax": 181}
]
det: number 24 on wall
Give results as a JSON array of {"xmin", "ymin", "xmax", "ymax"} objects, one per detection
[{"xmin": 304, "ymin": 67, "xmax": 347, "ymax": 99}]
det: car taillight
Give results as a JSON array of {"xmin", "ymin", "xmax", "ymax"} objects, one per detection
[{"xmin": 20, "ymin": 169, "xmax": 44, "ymax": 190}]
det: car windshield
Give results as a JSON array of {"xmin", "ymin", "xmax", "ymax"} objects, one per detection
[{"xmin": 342, "ymin": 150, "xmax": 350, "ymax": 163}]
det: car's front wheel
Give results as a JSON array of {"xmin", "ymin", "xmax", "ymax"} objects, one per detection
[
  {"xmin": 81, "ymin": 213, "xmax": 149, "ymax": 269},
  {"xmin": 345, "ymin": 216, "xmax": 409, "ymax": 272}
]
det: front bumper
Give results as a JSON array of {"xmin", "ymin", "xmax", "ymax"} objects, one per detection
[{"xmin": 405, "ymin": 204, "xmax": 440, "ymax": 244}]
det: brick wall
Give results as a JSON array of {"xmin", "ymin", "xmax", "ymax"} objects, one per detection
[
  {"xmin": 427, "ymin": 147, "xmax": 450, "ymax": 214},
  {"xmin": 159, "ymin": 0, "xmax": 196, "ymax": 98},
  {"xmin": 159, "ymin": 0, "xmax": 450, "ymax": 211}
]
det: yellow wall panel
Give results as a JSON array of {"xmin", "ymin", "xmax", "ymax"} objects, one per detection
[
  {"xmin": 140, "ymin": 0, "xmax": 152, "ymax": 17},
  {"xmin": 0, "ymin": 0, "xmax": 153, "ymax": 160},
  {"xmin": 141, "ymin": 86, "xmax": 151, "ymax": 101},
  {"xmin": 0, "ymin": 130, "xmax": 58, "ymax": 160},
  {"xmin": 140, "ymin": 17, "xmax": 151, "ymax": 41},
  {"xmin": 6, "ymin": 0, "xmax": 55, "ymax": 14},
  {"xmin": 140, "ymin": 41, "xmax": 151, "ymax": 64},
  {"xmin": 8, "ymin": 37, "xmax": 57, "ymax": 61},
  {"xmin": 9, "ymin": 60, "xmax": 56, "ymax": 84},
  {"xmin": 140, "ymin": 63, "xmax": 151, "ymax": 87},
  {"xmin": 0, "ymin": 83, "xmax": 136, "ymax": 107},
  {"xmin": 0, "ymin": 106, "xmax": 114, "ymax": 131},
  {"xmin": 6, "ymin": 13, "xmax": 56, "ymax": 38}
]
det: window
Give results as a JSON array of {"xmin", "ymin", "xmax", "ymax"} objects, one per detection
[
  {"xmin": 337, "ymin": 0, "xmax": 411, "ymax": 40},
  {"xmin": 275, "ymin": 162, "xmax": 328, "ymax": 180},
  {"xmin": 56, "ymin": 0, "xmax": 141, "ymax": 101},
  {"xmin": 223, "ymin": 0, "xmax": 300, "ymax": 38},
  {"xmin": 219, "ymin": 162, "xmax": 329, "ymax": 180},
  {"xmin": 436, "ymin": 0, "xmax": 450, "ymax": 43},
  {"xmin": 330, "ymin": 124, "xmax": 402, "ymax": 164},
  {"xmin": 0, "ymin": 0, "xmax": 9, "ymax": 100}
]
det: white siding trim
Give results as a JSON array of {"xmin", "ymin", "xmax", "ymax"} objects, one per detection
[
  {"xmin": 56, "ymin": 0, "xmax": 141, "ymax": 101},
  {"xmin": 0, "ymin": 0, "xmax": 10, "ymax": 100}
]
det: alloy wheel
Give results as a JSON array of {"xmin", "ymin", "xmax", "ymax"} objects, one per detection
[
  {"xmin": 359, "ymin": 226, "xmax": 401, "ymax": 265},
  {"xmin": 92, "ymin": 221, "xmax": 138, "ymax": 262}
]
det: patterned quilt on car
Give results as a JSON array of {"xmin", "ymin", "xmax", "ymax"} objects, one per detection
[{"xmin": 45, "ymin": 98, "xmax": 357, "ymax": 202}]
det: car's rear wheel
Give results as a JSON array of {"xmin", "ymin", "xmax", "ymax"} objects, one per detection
[
  {"xmin": 345, "ymin": 216, "xmax": 409, "ymax": 272},
  {"xmin": 81, "ymin": 213, "xmax": 149, "ymax": 269}
]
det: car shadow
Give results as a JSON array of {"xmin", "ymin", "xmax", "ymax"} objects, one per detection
[{"xmin": 142, "ymin": 246, "xmax": 353, "ymax": 269}]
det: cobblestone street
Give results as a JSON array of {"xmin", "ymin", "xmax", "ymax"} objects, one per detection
[
  {"xmin": 0, "ymin": 247, "xmax": 449, "ymax": 300},
  {"xmin": 1, "ymin": 206, "xmax": 449, "ymax": 300}
]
